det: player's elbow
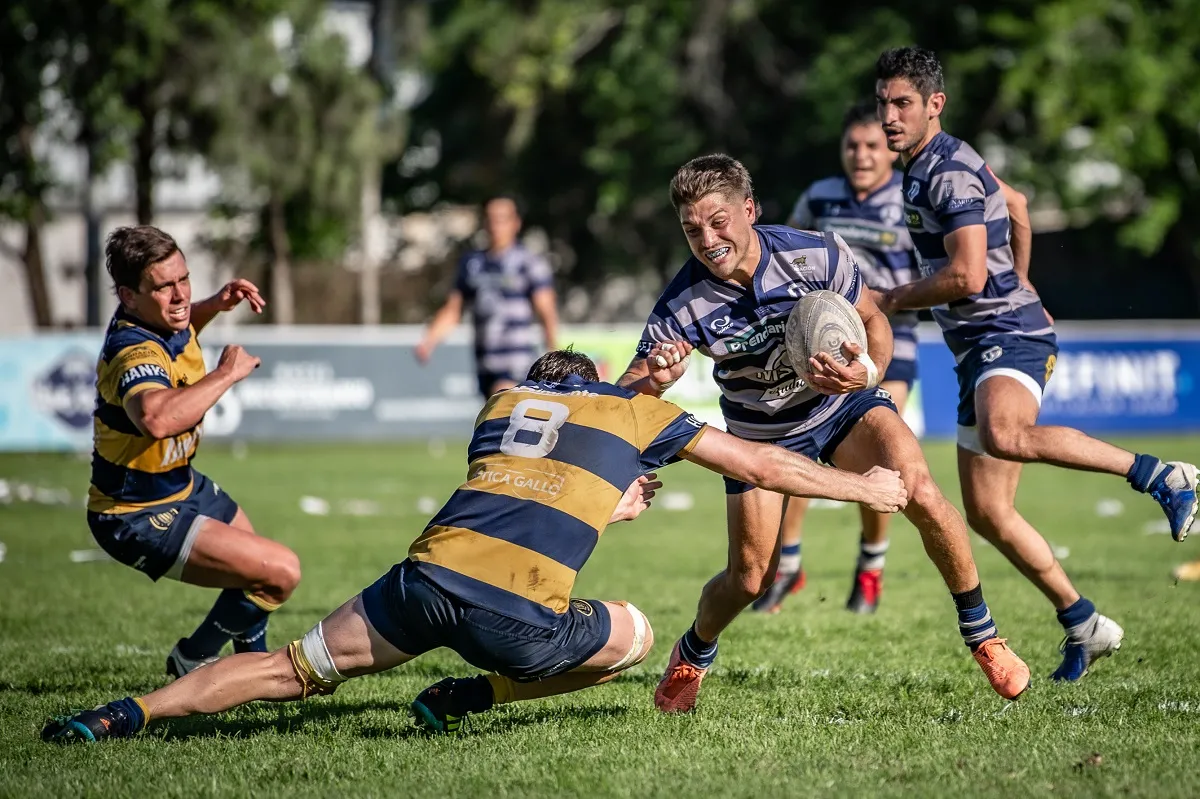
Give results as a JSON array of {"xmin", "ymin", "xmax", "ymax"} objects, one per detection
[
  {"xmin": 961, "ymin": 268, "xmax": 988, "ymax": 296},
  {"xmin": 136, "ymin": 410, "xmax": 174, "ymax": 440}
]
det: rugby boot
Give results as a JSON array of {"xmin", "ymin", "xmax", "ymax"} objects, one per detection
[
  {"xmin": 972, "ymin": 638, "xmax": 1031, "ymax": 700},
  {"xmin": 751, "ymin": 568, "xmax": 806, "ymax": 614},
  {"xmin": 1050, "ymin": 615, "xmax": 1124, "ymax": 682},
  {"xmin": 654, "ymin": 641, "xmax": 708, "ymax": 714},
  {"xmin": 1172, "ymin": 560, "xmax": 1200, "ymax": 581},
  {"xmin": 845, "ymin": 568, "xmax": 882, "ymax": 614},
  {"xmin": 166, "ymin": 639, "xmax": 220, "ymax": 679},
  {"xmin": 411, "ymin": 677, "xmax": 486, "ymax": 734},
  {"xmin": 42, "ymin": 698, "xmax": 145, "ymax": 744},
  {"xmin": 1150, "ymin": 462, "xmax": 1198, "ymax": 541}
]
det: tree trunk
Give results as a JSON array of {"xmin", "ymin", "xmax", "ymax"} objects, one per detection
[
  {"xmin": 134, "ymin": 90, "xmax": 156, "ymax": 224},
  {"xmin": 267, "ymin": 194, "xmax": 295, "ymax": 325},
  {"xmin": 359, "ymin": 161, "xmax": 382, "ymax": 325},
  {"xmin": 83, "ymin": 136, "xmax": 104, "ymax": 327},
  {"xmin": 16, "ymin": 124, "xmax": 52, "ymax": 327}
]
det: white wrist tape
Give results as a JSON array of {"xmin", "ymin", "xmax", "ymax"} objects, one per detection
[{"xmin": 855, "ymin": 352, "xmax": 880, "ymax": 390}]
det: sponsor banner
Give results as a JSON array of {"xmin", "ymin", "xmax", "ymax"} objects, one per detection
[{"xmin": 2, "ymin": 323, "xmax": 1197, "ymax": 450}]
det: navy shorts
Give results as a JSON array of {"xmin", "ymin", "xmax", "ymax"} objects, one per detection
[
  {"xmin": 362, "ymin": 559, "xmax": 612, "ymax": 682},
  {"xmin": 87, "ymin": 472, "xmax": 239, "ymax": 582},
  {"xmin": 883, "ymin": 356, "xmax": 917, "ymax": 389},
  {"xmin": 954, "ymin": 333, "xmax": 1058, "ymax": 450},
  {"xmin": 723, "ymin": 388, "xmax": 898, "ymax": 494},
  {"xmin": 476, "ymin": 369, "xmax": 523, "ymax": 398}
]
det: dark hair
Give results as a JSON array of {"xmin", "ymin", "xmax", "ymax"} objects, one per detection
[
  {"xmin": 485, "ymin": 193, "xmax": 524, "ymax": 219},
  {"xmin": 105, "ymin": 226, "xmax": 182, "ymax": 292},
  {"xmin": 842, "ymin": 99, "xmax": 881, "ymax": 133},
  {"xmin": 875, "ymin": 47, "xmax": 945, "ymax": 101},
  {"xmin": 670, "ymin": 154, "xmax": 761, "ymax": 220},
  {"xmin": 527, "ymin": 347, "xmax": 599, "ymax": 383}
]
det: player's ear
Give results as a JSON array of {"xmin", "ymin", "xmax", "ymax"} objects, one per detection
[
  {"xmin": 117, "ymin": 285, "xmax": 136, "ymax": 310},
  {"xmin": 927, "ymin": 91, "xmax": 946, "ymax": 119}
]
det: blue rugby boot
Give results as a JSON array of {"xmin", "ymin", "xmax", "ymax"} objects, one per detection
[
  {"xmin": 1051, "ymin": 615, "xmax": 1124, "ymax": 682},
  {"xmin": 411, "ymin": 677, "xmax": 491, "ymax": 734},
  {"xmin": 1150, "ymin": 462, "xmax": 1198, "ymax": 542},
  {"xmin": 42, "ymin": 697, "xmax": 146, "ymax": 744}
]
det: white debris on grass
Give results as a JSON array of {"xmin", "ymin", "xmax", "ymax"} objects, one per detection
[
  {"xmin": 1051, "ymin": 543, "xmax": 1071, "ymax": 560},
  {"xmin": 1143, "ymin": 519, "xmax": 1172, "ymax": 535},
  {"xmin": 69, "ymin": 549, "xmax": 113, "ymax": 563},
  {"xmin": 660, "ymin": 492, "xmax": 694, "ymax": 511},
  {"xmin": 1065, "ymin": 706, "xmax": 1096, "ymax": 717},
  {"xmin": 1095, "ymin": 498, "xmax": 1124, "ymax": 517},
  {"xmin": 416, "ymin": 496, "xmax": 439, "ymax": 515},
  {"xmin": 299, "ymin": 496, "xmax": 331, "ymax": 516},
  {"xmin": 1158, "ymin": 700, "xmax": 1197, "ymax": 713},
  {"xmin": 0, "ymin": 478, "xmax": 76, "ymax": 506},
  {"xmin": 341, "ymin": 499, "xmax": 381, "ymax": 517},
  {"xmin": 0, "ymin": 541, "xmax": 5, "ymax": 563}
]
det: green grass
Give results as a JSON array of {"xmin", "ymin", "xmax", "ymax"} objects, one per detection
[{"xmin": 2, "ymin": 437, "xmax": 1199, "ymax": 798}]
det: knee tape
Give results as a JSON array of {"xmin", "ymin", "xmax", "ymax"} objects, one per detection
[
  {"xmin": 612, "ymin": 602, "xmax": 650, "ymax": 671},
  {"xmin": 287, "ymin": 621, "xmax": 347, "ymax": 697}
]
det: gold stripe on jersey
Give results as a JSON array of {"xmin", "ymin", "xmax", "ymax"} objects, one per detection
[
  {"xmin": 630, "ymin": 393, "xmax": 697, "ymax": 451},
  {"xmin": 93, "ymin": 417, "xmax": 202, "ymax": 475},
  {"xmin": 409, "ymin": 525, "xmax": 576, "ymax": 614},
  {"xmin": 484, "ymin": 390, "xmax": 637, "ymax": 439},
  {"xmin": 464, "ymin": 455, "xmax": 623, "ymax": 531},
  {"xmin": 87, "ymin": 482, "xmax": 195, "ymax": 515}
]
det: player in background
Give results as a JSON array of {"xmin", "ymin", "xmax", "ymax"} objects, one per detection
[
  {"xmin": 416, "ymin": 194, "xmax": 559, "ymax": 398},
  {"xmin": 873, "ymin": 46, "xmax": 1198, "ymax": 681},
  {"xmin": 42, "ymin": 349, "xmax": 908, "ymax": 743},
  {"xmin": 87, "ymin": 226, "xmax": 300, "ymax": 678},
  {"xmin": 621, "ymin": 155, "xmax": 1033, "ymax": 712}
]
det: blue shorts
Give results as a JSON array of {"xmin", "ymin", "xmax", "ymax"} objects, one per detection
[
  {"xmin": 723, "ymin": 388, "xmax": 898, "ymax": 494},
  {"xmin": 87, "ymin": 472, "xmax": 239, "ymax": 582},
  {"xmin": 362, "ymin": 559, "xmax": 612, "ymax": 682},
  {"xmin": 476, "ymin": 369, "xmax": 522, "ymax": 398},
  {"xmin": 883, "ymin": 357, "xmax": 917, "ymax": 389},
  {"xmin": 954, "ymin": 333, "xmax": 1059, "ymax": 448}
]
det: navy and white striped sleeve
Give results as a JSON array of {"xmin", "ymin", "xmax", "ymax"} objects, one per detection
[
  {"xmin": 929, "ymin": 165, "xmax": 986, "ymax": 232},
  {"xmin": 825, "ymin": 232, "xmax": 863, "ymax": 304}
]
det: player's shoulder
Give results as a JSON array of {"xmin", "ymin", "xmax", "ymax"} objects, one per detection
[
  {"xmin": 928, "ymin": 132, "xmax": 986, "ymax": 175},
  {"xmin": 757, "ymin": 224, "xmax": 828, "ymax": 254},
  {"xmin": 101, "ymin": 313, "xmax": 168, "ymax": 363},
  {"xmin": 804, "ymin": 175, "xmax": 851, "ymax": 201}
]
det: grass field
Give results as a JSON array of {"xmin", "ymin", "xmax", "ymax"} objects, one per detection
[{"xmin": 2, "ymin": 437, "xmax": 1200, "ymax": 798}]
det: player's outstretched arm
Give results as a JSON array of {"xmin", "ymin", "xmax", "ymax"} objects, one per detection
[
  {"xmin": 415, "ymin": 291, "xmax": 464, "ymax": 364},
  {"xmin": 128, "ymin": 345, "xmax": 260, "ymax": 439},
  {"xmin": 995, "ymin": 177, "xmax": 1033, "ymax": 287},
  {"xmin": 617, "ymin": 341, "xmax": 692, "ymax": 398},
  {"xmin": 191, "ymin": 279, "xmax": 266, "ymax": 333},
  {"xmin": 531, "ymin": 287, "xmax": 559, "ymax": 351},
  {"xmin": 682, "ymin": 427, "xmax": 907, "ymax": 513}
]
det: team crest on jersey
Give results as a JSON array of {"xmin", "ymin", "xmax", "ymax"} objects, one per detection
[
  {"xmin": 980, "ymin": 346, "xmax": 1003, "ymax": 364},
  {"xmin": 148, "ymin": 508, "xmax": 179, "ymax": 531},
  {"xmin": 880, "ymin": 204, "xmax": 904, "ymax": 226},
  {"xmin": 789, "ymin": 255, "xmax": 814, "ymax": 277},
  {"xmin": 905, "ymin": 180, "xmax": 920, "ymax": 201},
  {"xmin": 570, "ymin": 599, "xmax": 594, "ymax": 617}
]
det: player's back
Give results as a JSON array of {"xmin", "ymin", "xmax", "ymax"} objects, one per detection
[{"xmin": 408, "ymin": 375, "xmax": 704, "ymax": 628}]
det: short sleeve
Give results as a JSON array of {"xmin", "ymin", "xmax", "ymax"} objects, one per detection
[
  {"xmin": 633, "ymin": 307, "xmax": 691, "ymax": 360},
  {"xmin": 787, "ymin": 189, "xmax": 814, "ymax": 229},
  {"xmin": 629, "ymin": 394, "xmax": 708, "ymax": 471},
  {"xmin": 524, "ymin": 253, "xmax": 554, "ymax": 293},
  {"xmin": 824, "ymin": 232, "xmax": 863, "ymax": 305},
  {"xmin": 110, "ymin": 343, "xmax": 172, "ymax": 405},
  {"xmin": 929, "ymin": 166, "xmax": 986, "ymax": 232}
]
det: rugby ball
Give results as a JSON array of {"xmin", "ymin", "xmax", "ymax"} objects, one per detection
[{"xmin": 785, "ymin": 290, "xmax": 867, "ymax": 370}]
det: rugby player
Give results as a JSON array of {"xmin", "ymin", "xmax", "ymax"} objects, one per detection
[
  {"xmin": 42, "ymin": 349, "xmax": 907, "ymax": 743},
  {"xmin": 873, "ymin": 46, "xmax": 1198, "ymax": 681},
  {"xmin": 87, "ymin": 226, "xmax": 301, "ymax": 678},
  {"xmin": 620, "ymin": 154, "xmax": 1032, "ymax": 710},
  {"xmin": 416, "ymin": 194, "xmax": 559, "ymax": 398}
]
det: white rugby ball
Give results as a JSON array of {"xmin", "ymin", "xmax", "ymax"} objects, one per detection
[{"xmin": 785, "ymin": 290, "xmax": 867, "ymax": 370}]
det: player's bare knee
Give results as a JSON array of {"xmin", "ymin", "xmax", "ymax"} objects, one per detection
[
  {"xmin": 905, "ymin": 469, "xmax": 944, "ymax": 514},
  {"xmin": 731, "ymin": 567, "xmax": 773, "ymax": 601},
  {"xmin": 979, "ymin": 423, "xmax": 1031, "ymax": 462}
]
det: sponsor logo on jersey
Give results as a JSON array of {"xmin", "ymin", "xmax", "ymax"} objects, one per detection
[
  {"xmin": 710, "ymin": 315, "xmax": 733, "ymax": 332},
  {"xmin": 722, "ymin": 317, "xmax": 788, "ymax": 355},
  {"xmin": 119, "ymin": 363, "xmax": 169, "ymax": 389},
  {"xmin": 905, "ymin": 180, "xmax": 920, "ymax": 201}
]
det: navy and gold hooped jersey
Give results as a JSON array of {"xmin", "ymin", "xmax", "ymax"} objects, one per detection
[
  {"xmin": 88, "ymin": 308, "xmax": 207, "ymax": 514},
  {"xmin": 408, "ymin": 375, "xmax": 707, "ymax": 628}
]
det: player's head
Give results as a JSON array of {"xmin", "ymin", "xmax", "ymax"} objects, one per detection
[
  {"xmin": 840, "ymin": 100, "xmax": 897, "ymax": 193},
  {"xmin": 483, "ymin": 194, "xmax": 523, "ymax": 251},
  {"xmin": 527, "ymin": 347, "xmax": 600, "ymax": 383},
  {"xmin": 105, "ymin": 225, "xmax": 192, "ymax": 332},
  {"xmin": 671, "ymin": 154, "xmax": 761, "ymax": 281},
  {"xmin": 874, "ymin": 46, "xmax": 946, "ymax": 156}
]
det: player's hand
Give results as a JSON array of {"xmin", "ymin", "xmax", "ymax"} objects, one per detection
[
  {"xmin": 860, "ymin": 466, "xmax": 907, "ymax": 514},
  {"xmin": 414, "ymin": 340, "xmax": 433, "ymax": 364},
  {"xmin": 646, "ymin": 341, "xmax": 692, "ymax": 392},
  {"xmin": 806, "ymin": 342, "xmax": 868, "ymax": 395},
  {"xmin": 216, "ymin": 345, "xmax": 261, "ymax": 382},
  {"xmin": 609, "ymin": 473, "xmax": 663, "ymax": 524},
  {"xmin": 212, "ymin": 279, "xmax": 266, "ymax": 314}
]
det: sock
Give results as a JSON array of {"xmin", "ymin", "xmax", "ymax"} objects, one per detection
[
  {"xmin": 778, "ymin": 543, "xmax": 802, "ymax": 575},
  {"xmin": 1127, "ymin": 453, "xmax": 1167, "ymax": 493},
  {"xmin": 232, "ymin": 617, "xmax": 269, "ymax": 654},
  {"xmin": 952, "ymin": 584, "xmax": 997, "ymax": 651},
  {"xmin": 857, "ymin": 538, "xmax": 889, "ymax": 572},
  {"xmin": 180, "ymin": 589, "xmax": 277, "ymax": 659},
  {"xmin": 1056, "ymin": 596, "xmax": 1098, "ymax": 643},
  {"xmin": 678, "ymin": 622, "xmax": 718, "ymax": 669},
  {"xmin": 107, "ymin": 696, "xmax": 148, "ymax": 737}
]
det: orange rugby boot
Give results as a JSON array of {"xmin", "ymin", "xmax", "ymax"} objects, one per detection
[
  {"xmin": 654, "ymin": 641, "xmax": 708, "ymax": 713},
  {"xmin": 972, "ymin": 637, "xmax": 1031, "ymax": 700}
]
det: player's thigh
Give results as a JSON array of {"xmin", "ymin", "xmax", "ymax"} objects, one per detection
[
  {"xmin": 881, "ymin": 380, "xmax": 910, "ymax": 414},
  {"xmin": 831, "ymin": 405, "xmax": 929, "ymax": 488},
  {"xmin": 574, "ymin": 600, "xmax": 654, "ymax": 673},
  {"xmin": 181, "ymin": 518, "xmax": 300, "ymax": 591},
  {"xmin": 313, "ymin": 593, "xmax": 415, "ymax": 677},
  {"xmin": 229, "ymin": 506, "xmax": 256, "ymax": 535},
  {"xmin": 974, "ymin": 374, "xmax": 1040, "ymax": 447},
  {"xmin": 726, "ymin": 487, "xmax": 788, "ymax": 575}
]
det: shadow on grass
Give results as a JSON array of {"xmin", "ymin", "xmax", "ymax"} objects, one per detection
[{"xmin": 357, "ymin": 703, "xmax": 631, "ymax": 739}]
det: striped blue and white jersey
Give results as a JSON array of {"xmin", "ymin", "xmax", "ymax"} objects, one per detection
[
  {"xmin": 635, "ymin": 225, "xmax": 863, "ymax": 441},
  {"xmin": 455, "ymin": 244, "xmax": 554, "ymax": 376},
  {"xmin": 790, "ymin": 171, "xmax": 920, "ymax": 364},
  {"xmin": 903, "ymin": 132, "xmax": 1052, "ymax": 358}
]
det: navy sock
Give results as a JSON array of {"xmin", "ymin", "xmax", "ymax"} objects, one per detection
[
  {"xmin": 232, "ymin": 617, "xmax": 270, "ymax": 654},
  {"xmin": 952, "ymin": 584, "xmax": 997, "ymax": 651},
  {"xmin": 1057, "ymin": 597, "xmax": 1097, "ymax": 641},
  {"xmin": 1127, "ymin": 453, "xmax": 1166, "ymax": 493},
  {"xmin": 108, "ymin": 696, "xmax": 147, "ymax": 736},
  {"xmin": 181, "ymin": 589, "xmax": 272, "ymax": 659},
  {"xmin": 678, "ymin": 623, "xmax": 718, "ymax": 669}
]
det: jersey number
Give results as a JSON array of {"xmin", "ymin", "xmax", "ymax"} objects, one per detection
[{"xmin": 500, "ymin": 399, "xmax": 570, "ymax": 458}]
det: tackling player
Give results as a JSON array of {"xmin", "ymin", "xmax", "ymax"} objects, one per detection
[
  {"xmin": 873, "ymin": 47, "xmax": 1198, "ymax": 681},
  {"xmin": 416, "ymin": 194, "xmax": 559, "ymax": 397},
  {"xmin": 42, "ymin": 349, "xmax": 908, "ymax": 743},
  {"xmin": 620, "ymin": 154, "xmax": 1033, "ymax": 711},
  {"xmin": 87, "ymin": 226, "xmax": 300, "ymax": 677},
  {"xmin": 757, "ymin": 100, "xmax": 924, "ymax": 615}
]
